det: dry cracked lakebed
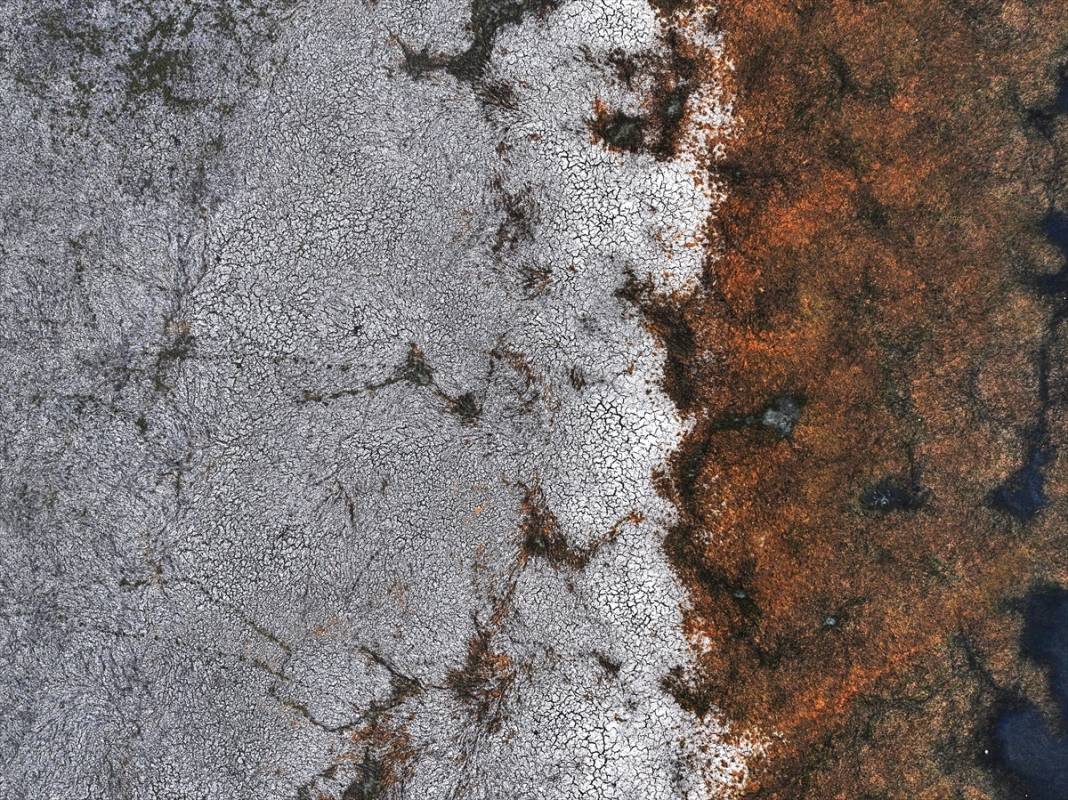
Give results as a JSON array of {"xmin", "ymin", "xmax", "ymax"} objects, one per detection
[{"xmin": 3, "ymin": 2, "xmax": 1068, "ymax": 798}]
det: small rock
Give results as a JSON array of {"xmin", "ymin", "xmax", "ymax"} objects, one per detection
[{"xmin": 760, "ymin": 394, "xmax": 802, "ymax": 437}]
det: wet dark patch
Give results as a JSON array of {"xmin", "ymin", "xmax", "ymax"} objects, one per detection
[
  {"xmin": 661, "ymin": 663, "xmax": 714, "ymax": 718},
  {"xmin": 623, "ymin": 281, "xmax": 700, "ymax": 413},
  {"xmin": 398, "ymin": 0, "xmax": 559, "ymax": 87},
  {"xmin": 1033, "ymin": 211, "xmax": 1068, "ymax": 300},
  {"xmin": 759, "ymin": 394, "xmax": 803, "ymax": 437},
  {"xmin": 671, "ymin": 424, "xmax": 713, "ymax": 519},
  {"xmin": 492, "ymin": 185, "xmax": 538, "ymax": 255},
  {"xmin": 856, "ymin": 187, "xmax": 890, "ymax": 230},
  {"xmin": 518, "ymin": 483, "xmax": 590, "ymax": 570},
  {"xmin": 400, "ymin": 344, "xmax": 435, "ymax": 387},
  {"xmin": 987, "ymin": 207, "xmax": 1068, "ymax": 524},
  {"xmin": 595, "ymin": 652, "xmax": 621, "ymax": 676},
  {"xmin": 153, "ymin": 320, "xmax": 195, "ymax": 392},
  {"xmin": 445, "ymin": 627, "xmax": 514, "ymax": 731},
  {"xmin": 648, "ymin": 31, "xmax": 697, "ymax": 160},
  {"xmin": 606, "ymin": 48, "xmax": 641, "ymax": 89},
  {"xmin": 447, "ymin": 391, "xmax": 482, "ymax": 424},
  {"xmin": 478, "ymin": 79, "xmax": 519, "ymax": 110},
  {"xmin": 615, "ymin": 271, "xmax": 701, "ymax": 412},
  {"xmin": 592, "ymin": 110, "xmax": 647, "ymax": 153},
  {"xmin": 341, "ymin": 751, "xmax": 385, "ymax": 800},
  {"xmin": 121, "ymin": 12, "xmax": 199, "ymax": 108},
  {"xmin": 19, "ymin": 1, "xmax": 299, "ymax": 117},
  {"xmin": 519, "ymin": 264, "xmax": 552, "ymax": 297},
  {"xmin": 645, "ymin": 0, "xmax": 697, "ymax": 17},
  {"xmin": 396, "ymin": 41, "xmax": 440, "ymax": 79},
  {"xmin": 1043, "ymin": 209, "xmax": 1068, "ymax": 262},
  {"xmin": 1056, "ymin": 65, "xmax": 1068, "ymax": 114},
  {"xmin": 860, "ymin": 474, "xmax": 929, "ymax": 513},
  {"xmin": 703, "ymin": 393, "xmax": 807, "ymax": 439},
  {"xmin": 1028, "ymin": 64, "xmax": 1068, "ymax": 137},
  {"xmin": 589, "ymin": 32, "xmax": 697, "ymax": 161}
]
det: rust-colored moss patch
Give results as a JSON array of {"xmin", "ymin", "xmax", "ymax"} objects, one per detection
[{"xmin": 653, "ymin": 1, "xmax": 1068, "ymax": 796}]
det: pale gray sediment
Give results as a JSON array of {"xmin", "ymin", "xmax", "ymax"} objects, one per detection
[{"xmin": 0, "ymin": 2, "xmax": 755, "ymax": 798}]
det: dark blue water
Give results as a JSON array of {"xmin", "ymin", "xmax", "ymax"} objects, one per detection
[
  {"xmin": 991, "ymin": 587, "xmax": 1068, "ymax": 799},
  {"xmin": 1055, "ymin": 68, "xmax": 1068, "ymax": 115},
  {"xmin": 989, "ymin": 206, "xmax": 1068, "ymax": 522},
  {"xmin": 993, "ymin": 708, "xmax": 1068, "ymax": 800},
  {"xmin": 1043, "ymin": 211, "xmax": 1068, "ymax": 257},
  {"xmin": 988, "ymin": 446, "xmax": 1050, "ymax": 521},
  {"xmin": 1036, "ymin": 211, "xmax": 1068, "ymax": 297},
  {"xmin": 1021, "ymin": 588, "xmax": 1068, "ymax": 716}
]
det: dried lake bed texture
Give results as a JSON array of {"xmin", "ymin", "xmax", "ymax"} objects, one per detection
[{"xmin": 1, "ymin": 1, "xmax": 1068, "ymax": 798}]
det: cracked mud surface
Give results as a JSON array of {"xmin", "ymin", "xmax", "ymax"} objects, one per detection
[
  {"xmin": 0, "ymin": 2, "xmax": 747, "ymax": 798},
  {"xmin": 4, "ymin": 1, "xmax": 1068, "ymax": 799}
]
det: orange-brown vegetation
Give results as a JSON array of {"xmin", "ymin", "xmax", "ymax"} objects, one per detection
[{"xmin": 652, "ymin": 1, "xmax": 1068, "ymax": 796}]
